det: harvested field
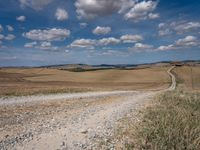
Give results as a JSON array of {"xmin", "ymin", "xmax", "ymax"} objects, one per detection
[
  {"xmin": 0, "ymin": 67, "xmax": 170, "ymax": 96},
  {"xmin": 174, "ymin": 66, "xmax": 200, "ymax": 90}
]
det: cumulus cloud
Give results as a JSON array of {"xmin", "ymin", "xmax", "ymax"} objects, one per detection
[
  {"xmin": 6, "ymin": 25, "xmax": 14, "ymax": 32},
  {"xmin": 118, "ymin": 0, "xmax": 135, "ymax": 14},
  {"xmin": 134, "ymin": 43, "xmax": 153, "ymax": 49},
  {"xmin": 173, "ymin": 22, "xmax": 200, "ymax": 33},
  {"xmin": 148, "ymin": 13, "xmax": 159, "ymax": 19},
  {"xmin": 157, "ymin": 35, "xmax": 199, "ymax": 51},
  {"xmin": 120, "ymin": 34, "xmax": 143, "ymax": 43},
  {"xmin": 158, "ymin": 21, "xmax": 200, "ymax": 36},
  {"xmin": 19, "ymin": 0, "xmax": 54, "ymax": 10},
  {"xmin": 157, "ymin": 44, "xmax": 176, "ymax": 51},
  {"xmin": 25, "ymin": 41, "xmax": 58, "ymax": 50},
  {"xmin": 0, "ymin": 25, "xmax": 3, "ymax": 32},
  {"xmin": 75, "ymin": 0, "xmax": 159, "ymax": 22},
  {"xmin": 75, "ymin": 0, "xmax": 134, "ymax": 19},
  {"xmin": 98, "ymin": 37, "xmax": 120, "ymax": 45},
  {"xmin": 129, "ymin": 43, "xmax": 153, "ymax": 52},
  {"xmin": 5, "ymin": 34, "xmax": 16, "ymax": 40},
  {"xmin": 16, "ymin": 16, "xmax": 26, "ymax": 22},
  {"xmin": 23, "ymin": 28, "xmax": 70, "ymax": 41},
  {"xmin": 124, "ymin": 1, "xmax": 158, "ymax": 21},
  {"xmin": 55, "ymin": 8, "xmax": 68, "ymax": 21},
  {"xmin": 69, "ymin": 39, "xmax": 96, "ymax": 49},
  {"xmin": 24, "ymin": 41, "xmax": 37, "ymax": 48},
  {"xmin": 37, "ymin": 41, "xmax": 58, "ymax": 50},
  {"xmin": 68, "ymin": 37, "xmax": 122, "ymax": 49},
  {"xmin": 175, "ymin": 36, "xmax": 198, "ymax": 47},
  {"xmin": 0, "ymin": 30, "xmax": 15, "ymax": 41},
  {"xmin": 93, "ymin": 26, "xmax": 111, "ymax": 35},
  {"xmin": 158, "ymin": 22, "xmax": 172, "ymax": 36}
]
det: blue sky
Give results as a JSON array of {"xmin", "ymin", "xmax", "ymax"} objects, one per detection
[{"xmin": 0, "ymin": 0, "xmax": 200, "ymax": 66}]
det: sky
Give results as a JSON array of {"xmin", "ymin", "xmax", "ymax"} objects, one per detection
[{"xmin": 0, "ymin": 0, "xmax": 200, "ymax": 67}]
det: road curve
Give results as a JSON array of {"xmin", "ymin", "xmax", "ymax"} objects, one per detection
[
  {"xmin": 167, "ymin": 66, "xmax": 176, "ymax": 91},
  {"xmin": 0, "ymin": 66, "xmax": 176, "ymax": 106},
  {"xmin": 0, "ymin": 66, "xmax": 177, "ymax": 150}
]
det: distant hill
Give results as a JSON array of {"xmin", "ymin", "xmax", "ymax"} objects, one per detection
[
  {"xmin": 39, "ymin": 60, "xmax": 199, "ymax": 72},
  {"xmin": 1, "ymin": 60, "xmax": 199, "ymax": 69}
]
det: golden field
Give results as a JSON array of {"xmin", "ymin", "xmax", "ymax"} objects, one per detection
[{"xmin": 0, "ymin": 66, "xmax": 170, "ymax": 96}]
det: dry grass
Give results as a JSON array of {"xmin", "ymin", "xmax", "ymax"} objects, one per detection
[
  {"xmin": 174, "ymin": 66, "xmax": 200, "ymax": 90},
  {"xmin": 0, "ymin": 67, "xmax": 170, "ymax": 96},
  {"xmin": 116, "ymin": 91, "xmax": 200, "ymax": 150}
]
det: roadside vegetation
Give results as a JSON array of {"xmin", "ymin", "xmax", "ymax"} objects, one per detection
[{"xmin": 116, "ymin": 90, "xmax": 200, "ymax": 149}]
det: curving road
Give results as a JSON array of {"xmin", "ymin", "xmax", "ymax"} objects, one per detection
[
  {"xmin": 167, "ymin": 66, "xmax": 176, "ymax": 91},
  {"xmin": 0, "ymin": 66, "xmax": 176, "ymax": 150}
]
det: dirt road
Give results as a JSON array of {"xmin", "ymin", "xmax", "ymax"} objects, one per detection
[{"xmin": 0, "ymin": 67, "xmax": 176, "ymax": 150}]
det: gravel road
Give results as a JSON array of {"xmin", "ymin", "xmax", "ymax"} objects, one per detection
[{"xmin": 0, "ymin": 67, "xmax": 176, "ymax": 150}]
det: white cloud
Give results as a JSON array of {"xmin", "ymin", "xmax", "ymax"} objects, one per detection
[
  {"xmin": 120, "ymin": 34, "xmax": 143, "ymax": 43},
  {"xmin": 68, "ymin": 37, "xmax": 122, "ymax": 49},
  {"xmin": 5, "ymin": 34, "xmax": 16, "ymax": 40},
  {"xmin": 75, "ymin": 0, "xmax": 159, "ymax": 21},
  {"xmin": 0, "ymin": 25, "xmax": 3, "ymax": 32},
  {"xmin": 99, "ymin": 37, "xmax": 120, "ymax": 45},
  {"xmin": 23, "ymin": 28, "xmax": 70, "ymax": 41},
  {"xmin": 16, "ymin": 16, "xmax": 26, "ymax": 22},
  {"xmin": 157, "ymin": 45, "xmax": 176, "ymax": 51},
  {"xmin": 55, "ymin": 8, "xmax": 68, "ymax": 21},
  {"xmin": 69, "ymin": 39, "xmax": 96, "ymax": 49},
  {"xmin": 24, "ymin": 41, "xmax": 37, "ymax": 48},
  {"xmin": 173, "ymin": 22, "xmax": 200, "ymax": 33},
  {"xmin": 129, "ymin": 43, "xmax": 153, "ymax": 52},
  {"xmin": 124, "ymin": 1, "xmax": 158, "ymax": 21},
  {"xmin": 118, "ymin": 0, "xmax": 135, "ymax": 14},
  {"xmin": 157, "ymin": 35, "xmax": 199, "ymax": 51},
  {"xmin": 158, "ymin": 21, "xmax": 200, "ymax": 36},
  {"xmin": 37, "ymin": 41, "xmax": 58, "ymax": 50},
  {"xmin": 148, "ymin": 13, "xmax": 159, "ymax": 19},
  {"xmin": 158, "ymin": 22, "xmax": 172, "ymax": 36},
  {"xmin": 75, "ymin": 0, "xmax": 134, "ymax": 19},
  {"xmin": 93, "ymin": 26, "xmax": 111, "ymax": 35},
  {"xmin": 134, "ymin": 43, "xmax": 153, "ymax": 49},
  {"xmin": 6, "ymin": 25, "xmax": 14, "ymax": 32},
  {"xmin": 175, "ymin": 36, "xmax": 198, "ymax": 47},
  {"xmin": 19, "ymin": 0, "xmax": 54, "ymax": 10},
  {"xmin": 25, "ymin": 41, "xmax": 58, "ymax": 50}
]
